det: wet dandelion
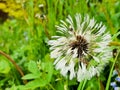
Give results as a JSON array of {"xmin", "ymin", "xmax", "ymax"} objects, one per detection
[{"xmin": 48, "ymin": 13, "xmax": 112, "ymax": 82}]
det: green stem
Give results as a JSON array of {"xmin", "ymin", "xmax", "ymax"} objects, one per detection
[
  {"xmin": 81, "ymin": 79, "xmax": 87, "ymax": 90},
  {"xmin": 77, "ymin": 81, "xmax": 83, "ymax": 90},
  {"xmin": 48, "ymin": 84, "xmax": 56, "ymax": 90},
  {"xmin": 0, "ymin": 50, "xmax": 27, "ymax": 84},
  {"xmin": 105, "ymin": 51, "xmax": 119, "ymax": 90},
  {"xmin": 64, "ymin": 78, "xmax": 68, "ymax": 90},
  {"xmin": 77, "ymin": 79, "xmax": 87, "ymax": 90}
]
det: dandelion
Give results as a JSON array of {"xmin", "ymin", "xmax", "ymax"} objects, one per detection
[{"xmin": 48, "ymin": 13, "xmax": 112, "ymax": 82}]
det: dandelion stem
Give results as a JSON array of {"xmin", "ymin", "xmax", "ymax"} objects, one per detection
[
  {"xmin": 77, "ymin": 79, "xmax": 87, "ymax": 90},
  {"xmin": 64, "ymin": 78, "xmax": 68, "ymax": 90},
  {"xmin": 105, "ymin": 51, "xmax": 119, "ymax": 90},
  {"xmin": 77, "ymin": 82, "xmax": 83, "ymax": 90}
]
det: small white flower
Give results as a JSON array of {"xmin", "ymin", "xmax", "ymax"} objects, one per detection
[{"xmin": 48, "ymin": 13, "xmax": 112, "ymax": 82}]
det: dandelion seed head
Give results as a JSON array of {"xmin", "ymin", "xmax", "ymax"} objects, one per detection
[{"xmin": 48, "ymin": 13, "xmax": 112, "ymax": 82}]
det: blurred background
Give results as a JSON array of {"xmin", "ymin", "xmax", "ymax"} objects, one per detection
[{"xmin": 0, "ymin": 0, "xmax": 120, "ymax": 90}]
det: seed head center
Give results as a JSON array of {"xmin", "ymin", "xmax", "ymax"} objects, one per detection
[{"xmin": 70, "ymin": 35, "xmax": 88, "ymax": 58}]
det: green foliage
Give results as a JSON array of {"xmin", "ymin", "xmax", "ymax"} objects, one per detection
[
  {"xmin": 0, "ymin": 0, "xmax": 120, "ymax": 90},
  {"xmin": 0, "ymin": 59, "xmax": 10, "ymax": 74}
]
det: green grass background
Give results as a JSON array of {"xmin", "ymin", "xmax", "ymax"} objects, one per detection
[{"xmin": 0, "ymin": 0, "xmax": 120, "ymax": 90}]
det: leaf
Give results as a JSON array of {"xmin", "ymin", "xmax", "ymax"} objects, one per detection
[
  {"xmin": 22, "ymin": 73, "xmax": 41, "ymax": 80},
  {"xmin": 0, "ymin": 60, "xmax": 11, "ymax": 74},
  {"xmin": 28, "ymin": 60, "xmax": 39, "ymax": 74},
  {"xmin": 41, "ymin": 62, "xmax": 53, "ymax": 83},
  {"xmin": 85, "ymin": 77, "xmax": 99, "ymax": 90},
  {"xmin": 54, "ymin": 81, "xmax": 64, "ymax": 90},
  {"xmin": 23, "ymin": 60, "xmax": 53, "ymax": 89},
  {"xmin": 25, "ymin": 79, "xmax": 46, "ymax": 89}
]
